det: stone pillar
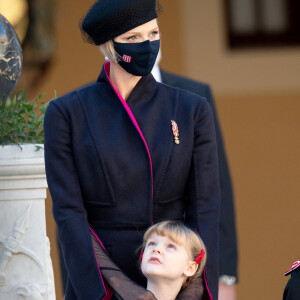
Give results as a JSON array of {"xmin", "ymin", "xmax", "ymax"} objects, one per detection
[{"xmin": 0, "ymin": 144, "xmax": 55, "ymax": 300}]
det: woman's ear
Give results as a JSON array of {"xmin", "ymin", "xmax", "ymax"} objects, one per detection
[{"xmin": 183, "ymin": 261, "xmax": 198, "ymax": 277}]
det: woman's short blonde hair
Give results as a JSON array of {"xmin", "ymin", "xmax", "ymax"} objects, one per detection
[
  {"xmin": 99, "ymin": 40, "xmax": 120, "ymax": 63},
  {"xmin": 141, "ymin": 220, "xmax": 207, "ymax": 289}
]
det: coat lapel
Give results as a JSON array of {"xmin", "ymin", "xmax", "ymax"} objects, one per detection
[
  {"xmin": 122, "ymin": 71, "xmax": 180, "ymax": 201},
  {"xmin": 95, "ymin": 62, "xmax": 180, "ymax": 204}
]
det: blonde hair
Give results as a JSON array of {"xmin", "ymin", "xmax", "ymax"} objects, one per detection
[
  {"xmin": 99, "ymin": 40, "xmax": 120, "ymax": 63},
  {"xmin": 141, "ymin": 220, "xmax": 207, "ymax": 289}
]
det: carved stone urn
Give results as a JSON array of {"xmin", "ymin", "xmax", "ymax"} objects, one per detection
[{"xmin": 0, "ymin": 144, "xmax": 55, "ymax": 300}]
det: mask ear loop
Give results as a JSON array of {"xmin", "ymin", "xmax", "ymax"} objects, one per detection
[{"xmin": 195, "ymin": 249, "xmax": 205, "ymax": 264}]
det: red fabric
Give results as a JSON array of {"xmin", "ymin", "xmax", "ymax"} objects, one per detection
[
  {"xmin": 195, "ymin": 249, "xmax": 205, "ymax": 264},
  {"xmin": 139, "ymin": 250, "xmax": 144, "ymax": 261},
  {"xmin": 285, "ymin": 260, "xmax": 300, "ymax": 276},
  {"xmin": 102, "ymin": 285, "xmax": 113, "ymax": 300}
]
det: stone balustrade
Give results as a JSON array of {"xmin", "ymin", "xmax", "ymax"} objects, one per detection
[{"xmin": 0, "ymin": 144, "xmax": 55, "ymax": 300}]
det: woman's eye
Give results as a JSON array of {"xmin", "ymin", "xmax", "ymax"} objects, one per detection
[
  {"xmin": 151, "ymin": 31, "xmax": 159, "ymax": 37},
  {"xmin": 127, "ymin": 36, "xmax": 136, "ymax": 41},
  {"xmin": 168, "ymin": 244, "xmax": 175, "ymax": 249}
]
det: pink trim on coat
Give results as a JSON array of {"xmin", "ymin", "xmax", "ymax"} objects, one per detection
[
  {"xmin": 203, "ymin": 269, "xmax": 213, "ymax": 300},
  {"xmin": 196, "ymin": 227, "xmax": 213, "ymax": 300},
  {"xmin": 89, "ymin": 227, "xmax": 112, "ymax": 300},
  {"xmin": 103, "ymin": 62, "xmax": 154, "ymax": 224},
  {"xmin": 89, "ymin": 226, "xmax": 106, "ymax": 250}
]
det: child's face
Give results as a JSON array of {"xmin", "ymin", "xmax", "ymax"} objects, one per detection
[{"xmin": 141, "ymin": 233, "xmax": 196, "ymax": 283}]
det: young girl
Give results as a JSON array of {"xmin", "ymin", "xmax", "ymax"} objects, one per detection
[{"xmin": 90, "ymin": 221, "xmax": 207, "ymax": 300}]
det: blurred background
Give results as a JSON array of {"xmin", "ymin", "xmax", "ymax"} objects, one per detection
[{"xmin": 1, "ymin": 0, "xmax": 300, "ymax": 299}]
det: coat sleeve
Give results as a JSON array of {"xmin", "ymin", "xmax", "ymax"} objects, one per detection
[
  {"xmin": 89, "ymin": 229, "xmax": 157, "ymax": 300},
  {"xmin": 203, "ymin": 86, "xmax": 238, "ymax": 278},
  {"xmin": 44, "ymin": 101, "xmax": 106, "ymax": 300},
  {"xmin": 185, "ymin": 99, "xmax": 221, "ymax": 300}
]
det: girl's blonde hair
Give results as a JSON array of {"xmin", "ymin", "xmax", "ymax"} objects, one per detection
[
  {"xmin": 141, "ymin": 220, "xmax": 207, "ymax": 289},
  {"xmin": 99, "ymin": 40, "xmax": 120, "ymax": 63}
]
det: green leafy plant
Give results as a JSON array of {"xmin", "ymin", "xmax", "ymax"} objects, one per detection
[{"xmin": 0, "ymin": 90, "xmax": 52, "ymax": 149}]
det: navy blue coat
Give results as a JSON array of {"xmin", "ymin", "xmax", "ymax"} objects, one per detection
[
  {"xmin": 44, "ymin": 63, "xmax": 220, "ymax": 300},
  {"xmin": 160, "ymin": 70, "xmax": 238, "ymax": 279}
]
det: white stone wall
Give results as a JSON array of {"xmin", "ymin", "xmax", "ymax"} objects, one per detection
[{"xmin": 0, "ymin": 144, "xmax": 55, "ymax": 300}]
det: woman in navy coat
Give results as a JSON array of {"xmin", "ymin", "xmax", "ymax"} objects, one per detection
[{"xmin": 44, "ymin": 0, "xmax": 220, "ymax": 299}]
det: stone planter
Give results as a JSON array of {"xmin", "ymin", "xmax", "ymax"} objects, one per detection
[{"xmin": 0, "ymin": 144, "xmax": 55, "ymax": 300}]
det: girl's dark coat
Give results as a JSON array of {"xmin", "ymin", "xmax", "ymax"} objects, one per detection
[{"xmin": 44, "ymin": 63, "xmax": 220, "ymax": 300}]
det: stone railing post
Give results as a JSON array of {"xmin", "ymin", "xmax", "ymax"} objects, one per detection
[{"xmin": 0, "ymin": 144, "xmax": 55, "ymax": 300}]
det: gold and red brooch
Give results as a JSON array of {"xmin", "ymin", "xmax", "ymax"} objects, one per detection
[{"xmin": 171, "ymin": 120, "xmax": 180, "ymax": 144}]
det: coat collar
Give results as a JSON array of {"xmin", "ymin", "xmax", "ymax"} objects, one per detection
[
  {"xmin": 97, "ymin": 62, "xmax": 156, "ymax": 213},
  {"xmin": 97, "ymin": 62, "xmax": 158, "ymax": 106}
]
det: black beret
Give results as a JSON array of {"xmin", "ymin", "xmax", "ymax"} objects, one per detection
[{"xmin": 80, "ymin": 0, "xmax": 161, "ymax": 46}]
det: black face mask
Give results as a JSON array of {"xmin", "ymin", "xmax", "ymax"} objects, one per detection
[{"xmin": 113, "ymin": 39, "xmax": 160, "ymax": 76}]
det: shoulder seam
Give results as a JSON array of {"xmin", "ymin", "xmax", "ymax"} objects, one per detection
[{"xmin": 48, "ymin": 101, "xmax": 69, "ymax": 123}]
